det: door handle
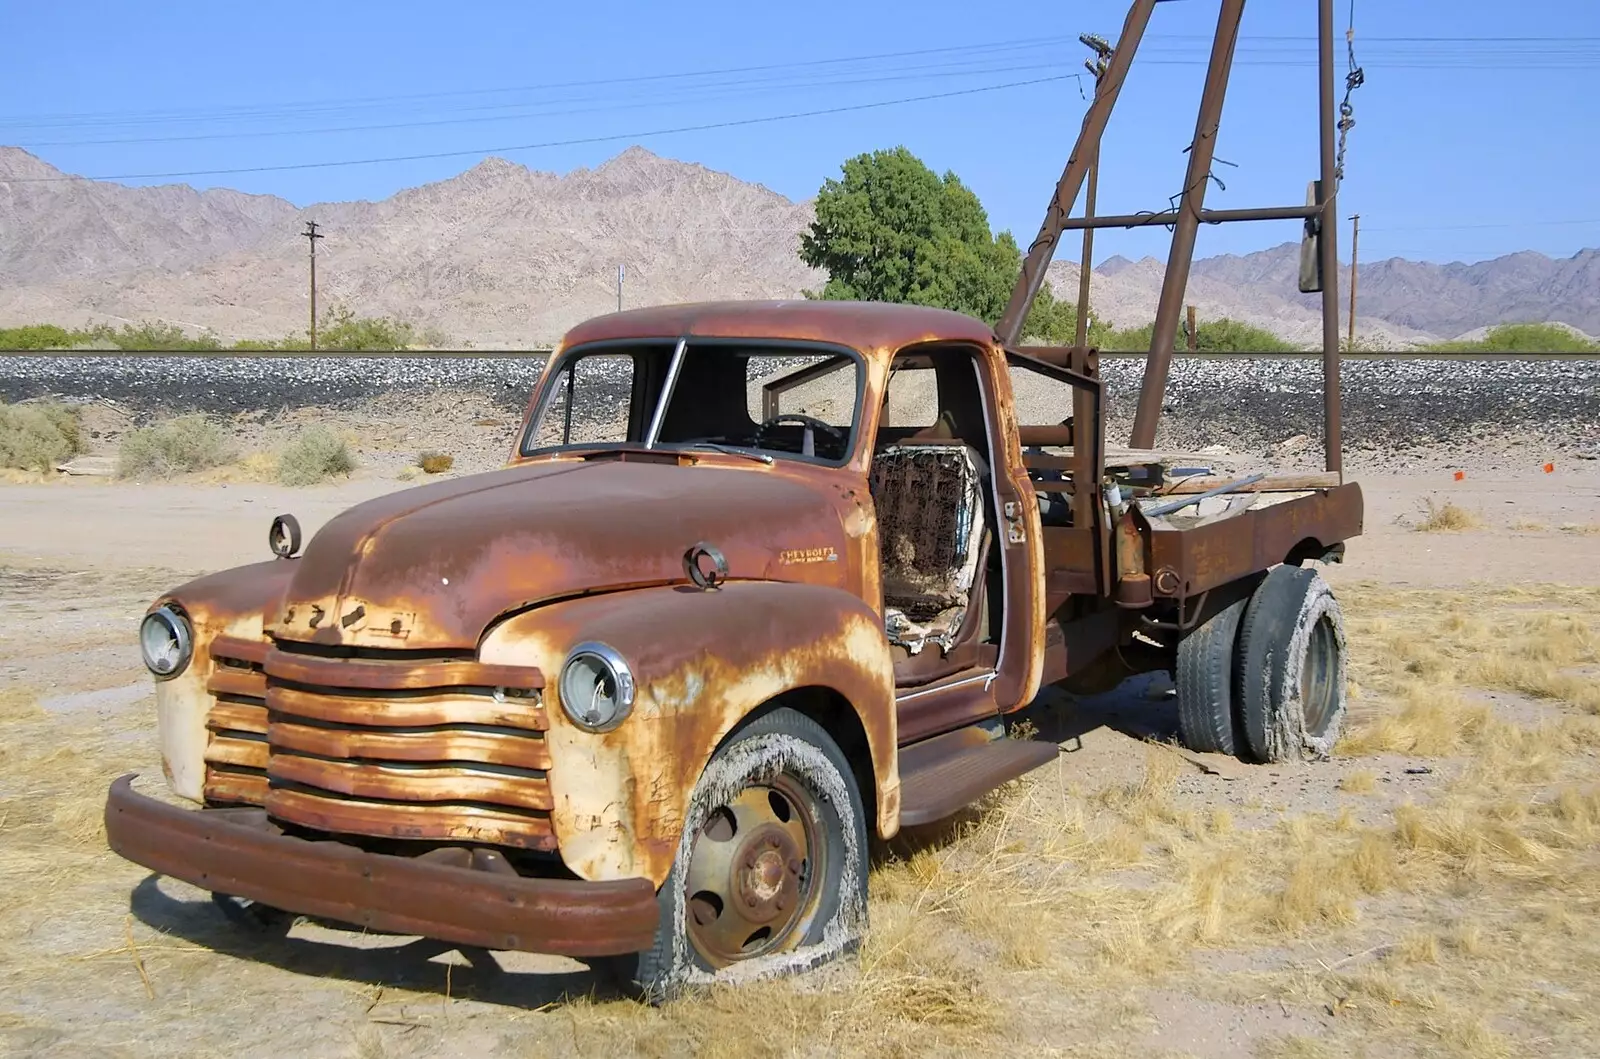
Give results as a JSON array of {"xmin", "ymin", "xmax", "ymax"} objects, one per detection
[{"xmin": 1002, "ymin": 500, "xmax": 1027, "ymax": 544}]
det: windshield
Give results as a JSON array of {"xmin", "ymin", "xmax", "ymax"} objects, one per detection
[{"xmin": 520, "ymin": 340, "xmax": 863, "ymax": 465}]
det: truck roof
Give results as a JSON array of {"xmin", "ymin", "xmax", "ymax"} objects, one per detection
[{"xmin": 559, "ymin": 299, "xmax": 1000, "ymax": 356}]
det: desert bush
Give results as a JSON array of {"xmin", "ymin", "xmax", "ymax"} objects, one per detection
[
  {"xmin": 117, "ymin": 415, "xmax": 231, "ymax": 478},
  {"xmin": 278, "ymin": 426, "xmax": 356, "ymax": 486},
  {"xmin": 418, "ymin": 450, "xmax": 454, "ymax": 474},
  {"xmin": 1415, "ymin": 497, "xmax": 1479, "ymax": 532},
  {"xmin": 0, "ymin": 401, "xmax": 84, "ymax": 470},
  {"xmin": 1423, "ymin": 322, "xmax": 1598, "ymax": 353}
]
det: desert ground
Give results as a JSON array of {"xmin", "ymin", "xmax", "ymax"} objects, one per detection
[{"xmin": 2, "ymin": 407, "xmax": 1599, "ymax": 1058}]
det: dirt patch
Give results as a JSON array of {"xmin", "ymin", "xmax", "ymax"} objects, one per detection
[{"xmin": 2, "ymin": 429, "xmax": 1599, "ymax": 1057}]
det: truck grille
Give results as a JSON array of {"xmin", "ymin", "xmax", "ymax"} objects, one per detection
[
  {"xmin": 204, "ymin": 637, "xmax": 551, "ymax": 850},
  {"xmin": 204, "ymin": 636, "xmax": 270, "ymax": 806}
]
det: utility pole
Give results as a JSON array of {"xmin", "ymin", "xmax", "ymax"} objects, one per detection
[
  {"xmin": 1346, "ymin": 213, "xmax": 1360, "ymax": 350},
  {"xmin": 1185, "ymin": 304, "xmax": 1198, "ymax": 351},
  {"xmin": 302, "ymin": 221, "xmax": 324, "ymax": 350}
]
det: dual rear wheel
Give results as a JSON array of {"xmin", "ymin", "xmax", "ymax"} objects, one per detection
[{"xmin": 1176, "ymin": 565, "xmax": 1346, "ymax": 763}]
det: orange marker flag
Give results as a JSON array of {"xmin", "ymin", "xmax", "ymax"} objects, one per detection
[
  {"xmin": 1453, "ymin": 471, "xmax": 1466, "ymax": 481},
  {"xmin": 1544, "ymin": 462, "xmax": 1555, "ymax": 474}
]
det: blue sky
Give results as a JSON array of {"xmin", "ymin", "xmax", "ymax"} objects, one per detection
[{"xmin": 4, "ymin": 0, "xmax": 1597, "ymax": 265}]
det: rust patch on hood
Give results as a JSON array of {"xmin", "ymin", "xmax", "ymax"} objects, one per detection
[{"xmin": 273, "ymin": 458, "xmax": 858, "ymax": 650}]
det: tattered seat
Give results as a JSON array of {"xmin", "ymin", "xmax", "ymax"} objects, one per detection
[{"xmin": 868, "ymin": 443, "xmax": 988, "ymax": 663}]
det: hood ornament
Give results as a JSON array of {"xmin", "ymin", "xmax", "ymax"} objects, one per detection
[
  {"xmin": 269, "ymin": 514, "xmax": 302, "ymax": 559},
  {"xmin": 684, "ymin": 542, "xmax": 727, "ymax": 590}
]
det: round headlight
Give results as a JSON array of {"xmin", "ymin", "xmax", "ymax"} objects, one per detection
[
  {"xmin": 559, "ymin": 642, "xmax": 634, "ymax": 732},
  {"xmin": 140, "ymin": 604, "xmax": 194, "ymax": 678}
]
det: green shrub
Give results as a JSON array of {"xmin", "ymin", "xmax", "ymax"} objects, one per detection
[
  {"xmin": 1421, "ymin": 322, "xmax": 1599, "ymax": 353},
  {"xmin": 1101, "ymin": 317, "xmax": 1297, "ymax": 352},
  {"xmin": 117, "ymin": 415, "xmax": 231, "ymax": 478},
  {"xmin": 0, "ymin": 401, "xmax": 84, "ymax": 470},
  {"xmin": 279, "ymin": 427, "xmax": 356, "ymax": 486},
  {"xmin": 0, "ymin": 325, "xmax": 81, "ymax": 350}
]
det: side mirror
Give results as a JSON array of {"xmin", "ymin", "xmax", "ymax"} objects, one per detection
[{"xmin": 1298, "ymin": 179, "xmax": 1324, "ymax": 294}]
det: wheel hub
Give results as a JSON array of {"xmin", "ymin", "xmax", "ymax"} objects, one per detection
[
  {"xmin": 682, "ymin": 777, "xmax": 824, "ymax": 967},
  {"xmin": 733, "ymin": 825, "xmax": 803, "ymax": 922}
]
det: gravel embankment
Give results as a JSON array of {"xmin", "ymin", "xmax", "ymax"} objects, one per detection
[{"xmin": 2, "ymin": 354, "xmax": 1596, "ymax": 455}]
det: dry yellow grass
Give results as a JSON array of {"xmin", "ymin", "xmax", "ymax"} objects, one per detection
[
  {"xmin": 6, "ymin": 583, "xmax": 1600, "ymax": 1057},
  {"xmin": 1339, "ymin": 769, "xmax": 1378, "ymax": 794},
  {"xmin": 1559, "ymin": 522, "xmax": 1600, "ymax": 536},
  {"xmin": 417, "ymin": 451, "xmax": 455, "ymax": 474},
  {"xmin": 1509, "ymin": 517, "xmax": 1548, "ymax": 532},
  {"xmin": 1416, "ymin": 498, "xmax": 1480, "ymax": 532}
]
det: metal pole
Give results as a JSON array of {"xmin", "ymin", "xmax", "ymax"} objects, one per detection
[
  {"xmin": 1319, "ymin": 0, "xmax": 1343, "ymax": 473},
  {"xmin": 1130, "ymin": 0, "xmax": 1246, "ymax": 449},
  {"xmin": 996, "ymin": 0, "xmax": 1157, "ymax": 346},
  {"xmin": 1346, "ymin": 213, "xmax": 1360, "ymax": 351},
  {"xmin": 302, "ymin": 220, "xmax": 323, "ymax": 350},
  {"xmin": 1053, "ymin": 203, "xmax": 1323, "ymax": 230},
  {"xmin": 1186, "ymin": 304, "xmax": 1197, "ymax": 351},
  {"xmin": 617, "ymin": 263, "xmax": 624, "ymax": 312},
  {"xmin": 1075, "ymin": 152, "xmax": 1097, "ymax": 348}
]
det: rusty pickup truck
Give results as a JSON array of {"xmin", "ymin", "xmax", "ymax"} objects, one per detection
[{"xmin": 105, "ymin": 299, "xmax": 1361, "ymax": 998}]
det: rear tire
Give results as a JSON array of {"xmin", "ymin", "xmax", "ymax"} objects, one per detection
[
  {"xmin": 1175, "ymin": 595, "xmax": 1248, "ymax": 755},
  {"xmin": 617, "ymin": 707, "xmax": 868, "ymax": 1004},
  {"xmin": 1236, "ymin": 566, "xmax": 1347, "ymax": 763}
]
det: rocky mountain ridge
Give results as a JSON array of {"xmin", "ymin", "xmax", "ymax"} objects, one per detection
[{"xmin": 2, "ymin": 146, "xmax": 1593, "ymax": 347}]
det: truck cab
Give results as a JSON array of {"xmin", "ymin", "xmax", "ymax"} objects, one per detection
[{"xmin": 107, "ymin": 299, "xmax": 1361, "ymax": 999}]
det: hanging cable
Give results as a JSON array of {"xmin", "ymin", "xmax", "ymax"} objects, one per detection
[{"xmin": 1334, "ymin": 0, "xmax": 1366, "ymax": 183}]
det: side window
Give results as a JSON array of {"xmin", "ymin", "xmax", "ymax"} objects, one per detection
[
  {"xmin": 528, "ymin": 354, "xmax": 636, "ymax": 449},
  {"xmin": 879, "ymin": 360, "xmax": 939, "ymax": 432}
]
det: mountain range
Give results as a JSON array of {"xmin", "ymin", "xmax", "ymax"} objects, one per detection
[{"xmin": 2, "ymin": 145, "xmax": 1595, "ymax": 348}]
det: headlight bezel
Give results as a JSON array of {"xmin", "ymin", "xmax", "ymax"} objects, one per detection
[
  {"xmin": 558, "ymin": 641, "xmax": 635, "ymax": 733},
  {"xmin": 140, "ymin": 603, "xmax": 194, "ymax": 679}
]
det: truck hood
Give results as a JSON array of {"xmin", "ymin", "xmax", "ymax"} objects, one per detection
[{"xmin": 272, "ymin": 457, "xmax": 855, "ymax": 649}]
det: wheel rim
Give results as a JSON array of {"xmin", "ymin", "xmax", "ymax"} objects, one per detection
[
  {"xmin": 1300, "ymin": 613, "xmax": 1339, "ymax": 735},
  {"xmin": 683, "ymin": 773, "xmax": 825, "ymax": 968}
]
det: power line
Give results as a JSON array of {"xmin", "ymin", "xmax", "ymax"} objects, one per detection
[
  {"xmin": 4, "ymin": 73, "xmax": 1083, "ymax": 183},
  {"xmin": 1363, "ymin": 218, "xmax": 1600, "ymax": 232},
  {"xmin": 11, "ymin": 60, "xmax": 1087, "ymax": 147},
  {"xmin": 0, "ymin": 35, "xmax": 1081, "ymax": 131},
  {"xmin": 4, "ymin": 33, "xmax": 1595, "ymax": 133}
]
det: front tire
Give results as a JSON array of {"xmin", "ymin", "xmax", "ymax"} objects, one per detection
[
  {"xmin": 620, "ymin": 707, "xmax": 868, "ymax": 1003},
  {"xmin": 1235, "ymin": 566, "xmax": 1347, "ymax": 763}
]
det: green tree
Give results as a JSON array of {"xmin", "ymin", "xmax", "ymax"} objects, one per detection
[
  {"xmin": 1019, "ymin": 285, "xmax": 1113, "ymax": 346},
  {"xmin": 1420, "ymin": 322, "xmax": 1598, "ymax": 353},
  {"xmin": 800, "ymin": 147, "xmax": 1020, "ymax": 323}
]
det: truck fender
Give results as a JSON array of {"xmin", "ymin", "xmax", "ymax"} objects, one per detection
[
  {"xmin": 478, "ymin": 581, "xmax": 898, "ymax": 887},
  {"xmin": 149, "ymin": 560, "xmax": 296, "ymax": 803}
]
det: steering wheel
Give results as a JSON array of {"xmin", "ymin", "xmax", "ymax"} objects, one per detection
[{"xmin": 755, "ymin": 413, "xmax": 846, "ymax": 458}]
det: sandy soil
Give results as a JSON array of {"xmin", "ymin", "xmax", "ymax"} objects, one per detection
[{"xmin": 1, "ymin": 436, "xmax": 1598, "ymax": 1059}]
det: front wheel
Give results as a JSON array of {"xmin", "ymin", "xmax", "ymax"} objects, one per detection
[{"xmin": 618, "ymin": 707, "xmax": 868, "ymax": 1003}]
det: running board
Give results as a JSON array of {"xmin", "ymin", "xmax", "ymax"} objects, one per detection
[{"xmin": 897, "ymin": 724, "xmax": 1060, "ymax": 828}]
